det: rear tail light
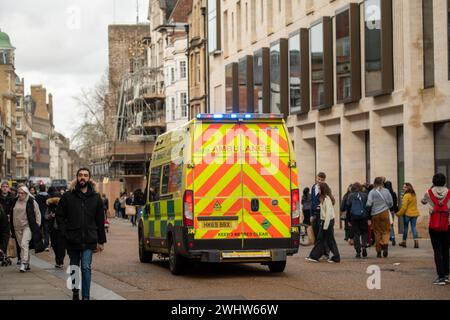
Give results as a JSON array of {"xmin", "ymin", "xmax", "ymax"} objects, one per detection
[
  {"xmin": 183, "ymin": 190, "xmax": 194, "ymax": 227},
  {"xmin": 291, "ymin": 189, "xmax": 300, "ymax": 226}
]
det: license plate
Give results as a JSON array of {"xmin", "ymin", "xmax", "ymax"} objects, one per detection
[
  {"xmin": 222, "ymin": 251, "xmax": 272, "ymax": 259},
  {"xmin": 200, "ymin": 221, "xmax": 236, "ymax": 230}
]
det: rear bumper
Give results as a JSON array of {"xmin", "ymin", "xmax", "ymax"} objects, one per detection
[{"xmin": 186, "ymin": 248, "xmax": 296, "ymax": 263}]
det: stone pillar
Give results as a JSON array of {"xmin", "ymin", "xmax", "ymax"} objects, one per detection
[
  {"xmin": 295, "ymin": 125, "xmax": 316, "ymax": 192},
  {"xmin": 341, "ymin": 116, "xmax": 366, "ymax": 190}
]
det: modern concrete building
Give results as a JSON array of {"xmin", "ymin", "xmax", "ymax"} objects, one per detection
[{"xmin": 208, "ymin": 0, "xmax": 450, "ymax": 225}]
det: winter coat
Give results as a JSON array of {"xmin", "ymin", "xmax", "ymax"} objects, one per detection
[
  {"xmin": 301, "ymin": 193, "xmax": 312, "ymax": 212},
  {"xmin": 310, "ymin": 184, "xmax": 321, "ymax": 216},
  {"xmin": 320, "ymin": 196, "xmax": 335, "ymax": 231},
  {"xmin": 0, "ymin": 206, "xmax": 9, "ymax": 253},
  {"xmin": 56, "ymin": 180, "xmax": 107, "ymax": 251},
  {"xmin": 396, "ymin": 193, "xmax": 420, "ymax": 218},
  {"xmin": 9, "ymin": 197, "xmax": 44, "ymax": 253},
  {"xmin": 35, "ymin": 192, "xmax": 49, "ymax": 222},
  {"xmin": 0, "ymin": 192, "xmax": 14, "ymax": 219}
]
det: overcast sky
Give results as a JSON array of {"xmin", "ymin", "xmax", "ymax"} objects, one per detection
[{"xmin": 0, "ymin": 0, "xmax": 149, "ymax": 142}]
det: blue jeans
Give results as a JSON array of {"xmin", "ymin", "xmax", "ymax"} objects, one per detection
[
  {"xmin": 389, "ymin": 211, "xmax": 396, "ymax": 241},
  {"xmin": 403, "ymin": 216, "xmax": 418, "ymax": 241},
  {"xmin": 69, "ymin": 249, "xmax": 93, "ymax": 300}
]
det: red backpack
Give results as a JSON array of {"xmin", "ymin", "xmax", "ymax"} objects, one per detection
[{"xmin": 428, "ymin": 189, "xmax": 450, "ymax": 232}]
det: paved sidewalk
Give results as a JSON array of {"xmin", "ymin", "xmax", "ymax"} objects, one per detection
[
  {"xmin": 0, "ymin": 255, "xmax": 125, "ymax": 300},
  {"xmin": 0, "ymin": 259, "xmax": 71, "ymax": 300}
]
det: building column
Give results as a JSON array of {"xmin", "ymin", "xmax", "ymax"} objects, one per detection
[
  {"xmin": 295, "ymin": 125, "xmax": 316, "ymax": 192},
  {"xmin": 341, "ymin": 116, "xmax": 366, "ymax": 190},
  {"xmin": 369, "ymin": 111, "xmax": 398, "ymax": 187}
]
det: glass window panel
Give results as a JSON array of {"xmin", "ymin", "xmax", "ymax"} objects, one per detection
[
  {"xmin": 289, "ymin": 33, "xmax": 301, "ymax": 114},
  {"xmin": 253, "ymin": 51, "xmax": 264, "ymax": 113},
  {"xmin": 311, "ymin": 22, "xmax": 324, "ymax": 108},
  {"xmin": 435, "ymin": 122, "xmax": 450, "ymax": 187},
  {"xmin": 423, "ymin": 0, "xmax": 434, "ymax": 88},
  {"xmin": 336, "ymin": 10, "xmax": 352, "ymax": 102},
  {"xmin": 270, "ymin": 43, "xmax": 281, "ymax": 113},
  {"xmin": 225, "ymin": 64, "xmax": 234, "ymax": 113},
  {"xmin": 365, "ymin": 0, "xmax": 382, "ymax": 94},
  {"xmin": 238, "ymin": 58, "xmax": 248, "ymax": 113}
]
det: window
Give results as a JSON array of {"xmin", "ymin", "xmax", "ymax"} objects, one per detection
[
  {"xmin": 171, "ymin": 97, "xmax": 176, "ymax": 120},
  {"xmin": 238, "ymin": 55, "xmax": 254, "ymax": 113},
  {"xmin": 435, "ymin": 122, "xmax": 450, "ymax": 187},
  {"xmin": 397, "ymin": 126, "xmax": 405, "ymax": 204},
  {"xmin": 208, "ymin": 0, "xmax": 221, "ymax": 54},
  {"xmin": 336, "ymin": 4, "xmax": 361, "ymax": 103},
  {"xmin": 16, "ymin": 139, "xmax": 23, "ymax": 154},
  {"xmin": 225, "ymin": 63, "xmax": 239, "ymax": 113},
  {"xmin": 16, "ymin": 117, "xmax": 22, "ymax": 130},
  {"xmin": 180, "ymin": 92, "xmax": 188, "ymax": 118},
  {"xmin": 365, "ymin": 131, "xmax": 371, "ymax": 184},
  {"xmin": 423, "ymin": 0, "xmax": 434, "ymax": 88},
  {"xmin": 171, "ymin": 67, "xmax": 175, "ymax": 84},
  {"xmin": 253, "ymin": 48, "xmax": 270, "ymax": 113},
  {"xmin": 16, "ymin": 167, "xmax": 23, "ymax": 178},
  {"xmin": 161, "ymin": 165, "xmax": 170, "ymax": 195},
  {"xmin": 149, "ymin": 166, "xmax": 162, "ymax": 201},
  {"xmin": 180, "ymin": 61, "xmax": 187, "ymax": 79},
  {"xmin": 364, "ymin": 0, "xmax": 393, "ymax": 96},
  {"xmin": 196, "ymin": 52, "xmax": 201, "ymax": 83},
  {"xmin": 310, "ymin": 18, "xmax": 333, "ymax": 109},
  {"xmin": 270, "ymin": 39, "xmax": 288, "ymax": 115},
  {"xmin": 289, "ymin": 30, "xmax": 310, "ymax": 115}
]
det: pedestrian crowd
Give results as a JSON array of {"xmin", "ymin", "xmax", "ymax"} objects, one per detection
[
  {"xmin": 113, "ymin": 189, "xmax": 146, "ymax": 227},
  {"xmin": 303, "ymin": 172, "xmax": 450, "ymax": 286},
  {"xmin": 0, "ymin": 168, "xmax": 107, "ymax": 300}
]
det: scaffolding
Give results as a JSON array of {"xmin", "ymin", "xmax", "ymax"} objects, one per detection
[{"xmin": 115, "ymin": 66, "xmax": 166, "ymax": 142}]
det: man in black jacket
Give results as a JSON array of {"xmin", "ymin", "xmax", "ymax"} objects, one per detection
[
  {"xmin": 56, "ymin": 168, "xmax": 106, "ymax": 301},
  {"xmin": 0, "ymin": 181, "xmax": 19, "ymax": 263},
  {"xmin": 0, "ymin": 206, "xmax": 9, "ymax": 259}
]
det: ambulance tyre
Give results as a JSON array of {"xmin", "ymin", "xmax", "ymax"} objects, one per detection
[
  {"xmin": 169, "ymin": 239, "xmax": 186, "ymax": 275},
  {"xmin": 268, "ymin": 260, "xmax": 286, "ymax": 273},
  {"xmin": 139, "ymin": 227, "xmax": 153, "ymax": 263}
]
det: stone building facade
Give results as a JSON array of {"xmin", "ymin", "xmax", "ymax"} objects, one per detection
[{"xmin": 208, "ymin": 0, "xmax": 450, "ymax": 224}]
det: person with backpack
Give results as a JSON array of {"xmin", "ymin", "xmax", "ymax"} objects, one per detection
[
  {"xmin": 421, "ymin": 173, "xmax": 450, "ymax": 286},
  {"xmin": 301, "ymin": 188, "xmax": 312, "ymax": 226},
  {"xmin": 396, "ymin": 183, "xmax": 420, "ymax": 249},
  {"xmin": 341, "ymin": 185, "xmax": 354, "ymax": 244},
  {"xmin": 346, "ymin": 182, "xmax": 369, "ymax": 258},
  {"xmin": 366, "ymin": 177, "xmax": 393, "ymax": 258}
]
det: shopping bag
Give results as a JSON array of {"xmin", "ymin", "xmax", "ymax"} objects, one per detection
[
  {"xmin": 125, "ymin": 205, "xmax": 137, "ymax": 216},
  {"xmin": 7, "ymin": 238, "xmax": 17, "ymax": 258}
]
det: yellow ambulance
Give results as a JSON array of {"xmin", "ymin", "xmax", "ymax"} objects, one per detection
[{"xmin": 139, "ymin": 114, "xmax": 300, "ymax": 275}]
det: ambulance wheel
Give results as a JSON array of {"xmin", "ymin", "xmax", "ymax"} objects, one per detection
[
  {"xmin": 169, "ymin": 240, "xmax": 186, "ymax": 275},
  {"xmin": 139, "ymin": 228, "xmax": 153, "ymax": 263},
  {"xmin": 268, "ymin": 261, "xmax": 286, "ymax": 273}
]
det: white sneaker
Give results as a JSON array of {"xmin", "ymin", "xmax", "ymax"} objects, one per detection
[
  {"xmin": 45, "ymin": 247, "xmax": 50, "ymax": 252},
  {"xmin": 305, "ymin": 257, "xmax": 319, "ymax": 263},
  {"xmin": 19, "ymin": 263, "xmax": 27, "ymax": 273}
]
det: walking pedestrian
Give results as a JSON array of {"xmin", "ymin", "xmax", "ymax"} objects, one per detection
[
  {"xmin": 366, "ymin": 177, "xmax": 393, "ymax": 258},
  {"xmin": 9, "ymin": 186, "xmax": 44, "ymax": 272},
  {"xmin": 29, "ymin": 186, "xmax": 37, "ymax": 197},
  {"xmin": 421, "ymin": 173, "xmax": 450, "ymax": 286},
  {"xmin": 114, "ymin": 198, "xmax": 120, "ymax": 218},
  {"xmin": 119, "ymin": 193, "xmax": 127, "ymax": 219},
  {"xmin": 0, "ymin": 182, "xmax": 17, "ymax": 262},
  {"xmin": 301, "ymin": 187, "xmax": 312, "ymax": 226},
  {"xmin": 306, "ymin": 183, "xmax": 340, "ymax": 263},
  {"xmin": 102, "ymin": 194, "xmax": 109, "ymax": 219},
  {"xmin": 46, "ymin": 187, "xmax": 65, "ymax": 268},
  {"xmin": 36, "ymin": 184, "xmax": 50, "ymax": 252},
  {"xmin": 385, "ymin": 181, "xmax": 399, "ymax": 246},
  {"xmin": 341, "ymin": 185, "xmax": 354, "ymax": 244},
  {"xmin": 346, "ymin": 183, "xmax": 369, "ymax": 258},
  {"xmin": 0, "ymin": 205, "xmax": 9, "ymax": 260},
  {"xmin": 311, "ymin": 172, "xmax": 327, "ymax": 244},
  {"xmin": 56, "ymin": 168, "xmax": 107, "ymax": 300},
  {"xmin": 396, "ymin": 183, "xmax": 420, "ymax": 249}
]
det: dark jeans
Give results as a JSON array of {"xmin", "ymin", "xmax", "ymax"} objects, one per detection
[
  {"xmin": 344, "ymin": 218, "xmax": 354, "ymax": 240},
  {"xmin": 131, "ymin": 214, "xmax": 137, "ymax": 226},
  {"xmin": 302, "ymin": 210, "xmax": 311, "ymax": 226},
  {"xmin": 49, "ymin": 222, "xmax": 65, "ymax": 265},
  {"xmin": 351, "ymin": 218, "xmax": 369, "ymax": 253},
  {"xmin": 68, "ymin": 249, "xmax": 94, "ymax": 300},
  {"xmin": 312, "ymin": 215, "xmax": 321, "ymax": 244},
  {"xmin": 429, "ymin": 228, "xmax": 450, "ymax": 278},
  {"xmin": 42, "ymin": 220, "xmax": 50, "ymax": 248},
  {"xmin": 309, "ymin": 219, "xmax": 340, "ymax": 262}
]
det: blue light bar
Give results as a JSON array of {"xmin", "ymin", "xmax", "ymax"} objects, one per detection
[{"xmin": 196, "ymin": 113, "xmax": 284, "ymax": 120}]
